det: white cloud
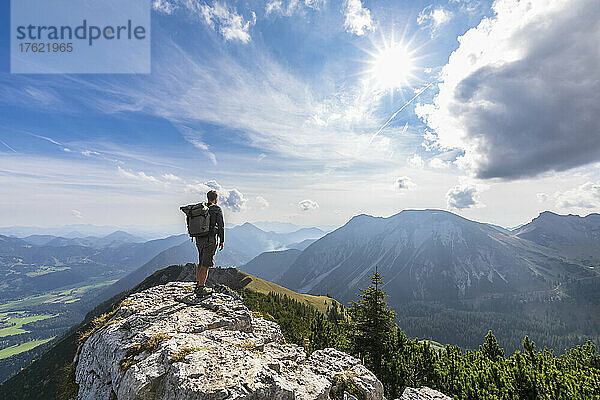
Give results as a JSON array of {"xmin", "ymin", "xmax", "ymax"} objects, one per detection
[
  {"xmin": 184, "ymin": 134, "xmax": 217, "ymax": 165},
  {"xmin": 554, "ymin": 182, "xmax": 600, "ymax": 210},
  {"xmin": 395, "ymin": 176, "xmax": 416, "ymax": 190},
  {"xmin": 266, "ymin": 0, "xmax": 324, "ymax": 17},
  {"xmin": 265, "ymin": 1, "xmax": 283, "ymax": 15},
  {"xmin": 446, "ymin": 182, "xmax": 482, "ymax": 209},
  {"xmin": 429, "ymin": 158, "xmax": 451, "ymax": 169},
  {"xmin": 222, "ymin": 188, "xmax": 247, "ymax": 212},
  {"xmin": 204, "ymin": 180, "xmax": 223, "ymax": 192},
  {"xmin": 256, "ymin": 196, "xmax": 269, "ymax": 209},
  {"xmin": 81, "ymin": 150, "xmax": 100, "ymax": 157},
  {"xmin": 417, "ymin": 6, "xmax": 453, "ymax": 33},
  {"xmin": 407, "ymin": 154, "xmax": 424, "ymax": 169},
  {"xmin": 117, "ymin": 166, "xmax": 161, "ymax": 184},
  {"xmin": 152, "ymin": 0, "xmax": 176, "ymax": 14},
  {"xmin": 86, "ymin": 38, "xmax": 392, "ymax": 166},
  {"xmin": 153, "ymin": 0, "xmax": 255, "ymax": 43},
  {"xmin": 536, "ymin": 192, "xmax": 548, "ymax": 203},
  {"xmin": 162, "ymin": 173, "xmax": 182, "ymax": 181},
  {"xmin": 200, "ymin": 2, "xmax": 256, "ymax": 43},
  {"xmin": 27, "ymin": 133, "xmax": 62, "ymax": 146},
  {"xmin": 185, "ymin": 180, "xmax": 247, "ymax": 212},
  {"xmin": 71, "ymin": 209, "xmax": 83, "ymax": 219},
  {"xmin": 257, "ymin": 153, "xmax": 266, "ymax": 161},
  {"xmin": 343, "ymin": 0, "xmax": 374, "ymax": 36},
  {"xmin": 298, "ymin": 199, "xmax": 319, "ymax": 211},
  {"xmin": 63, "ymin": 148, "xmax": 72, "ymax": 152},
  {"xmin": 416, "ymin": 0, "xmax": 600, "ymax": 180}
]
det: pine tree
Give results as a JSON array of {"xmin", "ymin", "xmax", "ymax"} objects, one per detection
[
  {"xmin": 481, "ymin": 331, "xmax": 504, "ymax": 361},
  {"xmin": 348, "ymin": 266, "xmax": 397, "ymax": 380}
]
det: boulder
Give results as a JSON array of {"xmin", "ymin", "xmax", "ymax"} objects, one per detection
[{"xmin": 397, "ymin": 386, "xmax": 453, "ymax": 400}]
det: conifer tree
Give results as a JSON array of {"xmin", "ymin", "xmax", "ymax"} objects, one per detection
[
  {"xmin": 348, "ymin": 266, "xmax": 396, "ymax": 379},
  {"xmin": 481, "ymin": 331, "xmax": 504, "ymax": 361}
]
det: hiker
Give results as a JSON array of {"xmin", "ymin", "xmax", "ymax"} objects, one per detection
[{"xmin": 180, "ymin": 190, "xmax": 225, "ymax": 296}]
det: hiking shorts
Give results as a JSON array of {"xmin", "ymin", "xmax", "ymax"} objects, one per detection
[{"xmin": 195, "ymin": 235, "xmax": 217, "ymax": 268}]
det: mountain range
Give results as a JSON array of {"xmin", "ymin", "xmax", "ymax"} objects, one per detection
[
  {"xmin": 1, "ymin": 210, "xmax": 599, "ymax": 387},
  {"xmin": 277, "ymin": 209, "xmax": 598, "ymax": 303},
  {"xmin": 21, "ymin": 231, "xmax": 146, "ymax": 248},
  {"xmin": 228, "ymin": 209, "xmax": 599, "ymax": 354},
  {"xmin": 92, "ymin": 224, "xmax": 324, "ymax": 303}
]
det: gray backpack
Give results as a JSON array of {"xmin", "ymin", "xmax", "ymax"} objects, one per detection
[{"xmin": 180, "ymin": 203, "xmax": 211, "ymax": 237}]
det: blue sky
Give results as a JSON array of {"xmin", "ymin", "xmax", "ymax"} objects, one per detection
[{"xmin": 1, "ymin": 0, "xmax": 599, "ymax": 230}]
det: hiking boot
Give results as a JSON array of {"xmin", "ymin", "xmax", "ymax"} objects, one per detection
[{"xmin": 194, "ymin": 285, "xmax": 212, "ymax": 298}]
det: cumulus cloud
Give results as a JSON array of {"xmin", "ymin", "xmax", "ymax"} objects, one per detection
[
  {"xmin": 416, "ymin": 0, "xmax": 600, "ymax": 180},
  {"xmin": 343, "ymin": 0, "xmax": 374, "ymax": 36},
  {"xmin": 395, "ymin": 176, "xmax": 416, "ymax": 190},
  {"xmin": 417, "ymin": 6, "xmax": 453, "ymax": 33},
  {"xmin": 185, "ymin": 180, "xmax": 247, "ymax": 212},
  {"xmin": 554, "ymin": 182, "xmax": 600, "ymax": 209},
  {"xmin": 446, "ymin": 183, "xmax": 482, "ymax": 209},
  {"xmin": 298, "ymin": 199, "xmax": 319, "ymax": 211},
  {"xmin": 256, "ymin": 196, "xmax": 269, "ymax": 209},
  {"xmin": 71, "ymin": 209, "xmax": 83, "ymax": 219},
  {"xmin": 222, "ymin": 188, "xmax": 247, "ymax": 212},
  {"xmin": 407, "ymin": 154, "xmax": 424, "ymax": 169}
]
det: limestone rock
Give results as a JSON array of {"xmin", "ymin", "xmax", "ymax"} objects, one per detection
[
  {"xmin": 75, "ymin": 281, "xmax": 384, "ymax": 400},
  {"xmin": 398, "ymin": 386, "xmax": 453, "ymax": 400}
]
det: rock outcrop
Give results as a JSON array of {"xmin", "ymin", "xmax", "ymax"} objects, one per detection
[
  {"xmin": 398, "ymin": 387, "xmax": 452, "ymax": 400},
  {"xmin": 74, "ymin": 281, "xmax": 384, "ymax": 400}
]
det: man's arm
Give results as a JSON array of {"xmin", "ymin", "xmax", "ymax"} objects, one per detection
[{"xmin": 216, "ymin": 207, "xmax": 225, "ymax": 250}]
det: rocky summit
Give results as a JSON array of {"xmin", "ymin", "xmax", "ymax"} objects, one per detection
[{"xmin": 74, "ymin": 281, "xmax": 385, "ymax": 400}]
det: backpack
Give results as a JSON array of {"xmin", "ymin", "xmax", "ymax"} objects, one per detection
[{"xmin": 180, "ymin": 203, "xmax": 211, "ymax": 237}]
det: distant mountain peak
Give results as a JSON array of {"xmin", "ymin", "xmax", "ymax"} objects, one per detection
[{"xmin": 348, "ymin": 213, "xmax": 377, "ymax": 221}]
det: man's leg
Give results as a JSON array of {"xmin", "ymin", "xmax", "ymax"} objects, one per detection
[
  {"xmin": 195, "ymin": 238, "xmax": 208, "ymax": 288},
  {"xmin": 196, "ymin": 265, "xmax": 209, "ymax": 287}
]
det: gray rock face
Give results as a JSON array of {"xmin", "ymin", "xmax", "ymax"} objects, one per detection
[
  {"xmin": 75, "ymin": 282, "xmax": 384, "ymax": 400},
  {"xmin": 398, "ymin": 386, "xmax": 453, "ymax": 400}
]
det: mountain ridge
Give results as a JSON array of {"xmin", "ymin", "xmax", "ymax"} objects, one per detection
[{"xmin": 278, "ymin": 209, "xmax": 594, "ymax": 302}]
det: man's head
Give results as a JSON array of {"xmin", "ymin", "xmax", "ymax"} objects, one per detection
[{"xmin": 207, "ymin": 190, "xmax": 218, "ymax": 204}]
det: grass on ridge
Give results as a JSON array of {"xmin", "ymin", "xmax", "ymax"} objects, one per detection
[{"xmin": 242, "ymin": 272, "xmax": 342, "ymax": 315}]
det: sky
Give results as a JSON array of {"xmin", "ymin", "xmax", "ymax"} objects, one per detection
[{"xmin": 1, "ymin": 0, "xmax": 599, "ymax": 231}]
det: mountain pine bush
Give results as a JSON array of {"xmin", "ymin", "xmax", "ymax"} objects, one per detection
[{"xmin": 241, "ymin": 271, "xmax": 600, "ymax": 399}]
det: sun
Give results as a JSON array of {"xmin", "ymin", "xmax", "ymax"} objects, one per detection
[
  {"xmin": 371, "ymin": 45, "xmax": 414, "ymax": 90},
  {"xmin": 363, "ymin": 35, "xmax": 419, "ymax": 93}
]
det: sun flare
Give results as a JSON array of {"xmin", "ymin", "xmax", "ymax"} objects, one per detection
[{"xmin": 365, "ymin": 38, "xmax": 418, "ymax": 93}]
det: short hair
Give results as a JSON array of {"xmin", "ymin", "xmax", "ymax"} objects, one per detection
[{"xmin": 207, "ymin": 190, "xmax": 218, "ymax": 202}]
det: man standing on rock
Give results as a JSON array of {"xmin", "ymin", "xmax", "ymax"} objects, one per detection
[{"xmin": 194, "ymin": 190, "xmax": 225, "ymax": 296}]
